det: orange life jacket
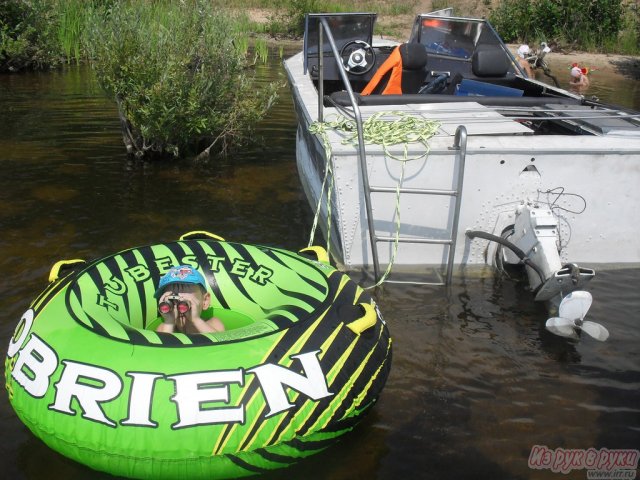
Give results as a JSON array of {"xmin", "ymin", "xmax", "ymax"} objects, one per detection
[{"xmin": 361, "ymin": 46, "xmax": 403, "ymax": 96}]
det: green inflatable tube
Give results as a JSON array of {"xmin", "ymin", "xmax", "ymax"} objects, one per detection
[{"xmin": 5, "ymin": 235, "xmax": 392, "ymax": 479}]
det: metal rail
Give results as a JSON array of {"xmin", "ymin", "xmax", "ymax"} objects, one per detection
[{"xmin": 317, "ymin": 17, "xmax": 380, "ymax": 282}]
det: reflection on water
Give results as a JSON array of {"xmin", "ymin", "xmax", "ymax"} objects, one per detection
[{"xmin": 1, "ymin": 54, "xmax": 639, "ymax": 480}]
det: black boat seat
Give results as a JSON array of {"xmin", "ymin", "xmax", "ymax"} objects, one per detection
[{"xmin": 472, "ymin": 45, "xmax": 510, "ymax": 77}]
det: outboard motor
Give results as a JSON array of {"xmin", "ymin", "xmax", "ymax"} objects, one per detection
[
  {"xmin": 467, "ymin": 203, "xmax": 609, "ymax": 341},
  {"xmin": 504, "ymin": 204, "xmax": 608, "ymax": 341}
]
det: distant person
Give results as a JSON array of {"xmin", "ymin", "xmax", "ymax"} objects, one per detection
[
  {"xmin": 155, "ymin": 265, "xmax": 225, "ymax": 334},
  {"xmin": 516, "ymin": 44, "xmax": 535, "ymax": 78},
  {"xmin": 570, "ymin": 65, "xmax": 590, "ymax": 90}
]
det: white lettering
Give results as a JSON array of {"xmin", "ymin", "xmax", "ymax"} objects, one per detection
[
  {"xmin": 121, "ymin": 372, "xmax": 163, "ymax": 427},
  {"xmin": 169, "ymin": 370, "xmax": 244, "ymax": 428},
  {"xmin": 9, "ymin": 330, "xmax": 333, "ymax": 430},
  {"xmin": 248, "ymin": 350, "xmax": 332, "ymax": 417},
  {"xmin": 50, "ymin": 361, "xmax": 123, "ymax": 427},
  {"xmin": 7, "ymin": 309, "xmax": 35, "ymax": 358},
  {"xmin": 11, "ymin": 333, "xmax": 58, "ymax": 398}
]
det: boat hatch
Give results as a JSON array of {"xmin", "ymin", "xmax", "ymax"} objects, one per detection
[{"xmin": 542, "ymin": 104, "xmax": 640, "ymax": 135}]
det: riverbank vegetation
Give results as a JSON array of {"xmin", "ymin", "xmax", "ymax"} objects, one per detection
[
  {"xmin": 240, "ymin": 0, "xmax": 639, "ymax": 55},
  {"xmin": 488, "ymin": 0, "xmax": 639, "ymax": 55},
  {"xmin": 86, "ymin": 2, "xmax": 278, "ymax": 159},
  {"xmin": 1, "ymin": 0, "xmax": 638, "ymax": 159},
  {"xmin": 4, "ymin": 1, "xmax": 637, "ymax": 72},
  {"xmin": 1, "ymin": 0, "xmax": 278, "ymax": 160}
]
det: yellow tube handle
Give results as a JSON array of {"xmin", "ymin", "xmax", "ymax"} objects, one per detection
[
  {"xmin": 299, "ymin": 246, "xmax": 330, "ymax": 264},
  {"xmin": 346, "ymin": 303, "xmax": 377, "ymax": 334},
  {"xmin": 48, "ymin": 259, "xmax": 86, "ymax": 283},
  {"xmin": 180, "ymin": 231, "xmax": 225, "ymax": 241}
]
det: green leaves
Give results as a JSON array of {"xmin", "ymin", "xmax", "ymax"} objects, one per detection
[
  {"xmin": 87, "ymin": 0, "xmax": 278, "ymax": 160},
  {"xmin": 489, "ymin": 0, "xmax": 631, "ymax": 49}
]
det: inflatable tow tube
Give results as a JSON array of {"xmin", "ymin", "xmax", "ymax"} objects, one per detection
[{"xmin": 5, "ymin": 234, "xmax": 392, "ymax": 479}]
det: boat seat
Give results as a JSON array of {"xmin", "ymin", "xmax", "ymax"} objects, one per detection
[
  {"xmin": 472, "ymin": 45, "xmax": 510, "ymax": 77},
  {"xmin": 361, "ymin": 43, "xmax": 428, "ymax": 95},
  {"xmin": 442, "ymin": 45, "xmax": 513, "ymax": 95}
]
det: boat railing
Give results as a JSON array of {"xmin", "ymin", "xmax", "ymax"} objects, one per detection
[
  {"xmin": 316, "ymin": 17, "xmax": 381, "ymax": 280},
  {"xmin": 324, "ymin": 94, "xmax": 640, "ymax": 136}
]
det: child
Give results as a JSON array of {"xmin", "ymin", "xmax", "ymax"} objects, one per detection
[
  {"xmin": 570, "ymin": 65, "xmax": 590, "ymax": 88},
  {"xmin": 516, "ymin": 44, "xmax": 535, "ymax": 78},
  {"xmin": 155, "ymin": 265, "xmax": 225, "ymax": 334}
]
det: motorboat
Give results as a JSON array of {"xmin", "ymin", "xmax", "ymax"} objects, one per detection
[{"xmin": 283, "ymin": 9, "xmax": 640, "ymax": 340}]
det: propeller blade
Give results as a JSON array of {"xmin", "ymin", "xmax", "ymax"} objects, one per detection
[
  {"xmin": 581, "ymin": 321, "xmax": 610, "ymax": 341},
  {"xmin": 559, "ymin": 291, "xmax": 592, "ymax": 321},
  {"xmin": 546, "ymin": 317, "xmax": 579, "ymax": 339}
]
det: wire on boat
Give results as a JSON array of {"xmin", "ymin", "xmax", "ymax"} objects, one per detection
[
  {"xmin": 465, "ymin": 230, "xmax": 547, "ymax": 285},
  {"xmin": 308, "ymin": 111, "xmax": 441, "ymax": 288}
]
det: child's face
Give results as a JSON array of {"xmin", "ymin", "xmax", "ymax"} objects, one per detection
[{"xmin": 163, "ymin": 283, "xmax": 209, "ymax": 315}]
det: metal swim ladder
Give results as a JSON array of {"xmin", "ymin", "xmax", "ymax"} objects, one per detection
[
  {"xmin": 316, "ymin": 17, "xmax": 467, "ymax": 287},
  {"xmin": 363, "ymin": 127, "xmax": 468, "ymax": 286}
]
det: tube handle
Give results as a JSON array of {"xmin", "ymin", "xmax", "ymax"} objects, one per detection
[
  {"xmin": 180, "ymin": 231, "xmax": 225, "ymax": 241},
  {"xmin": 48, "ymin": 259, "xmax": 86, "ymax": 282},
  {"xmin": 346, "ymin": 303, "xmax": 377, "ymax": 334},
  {"xmin": 298, "ymin": 246, "xmax": 330, "ymax": 264}
]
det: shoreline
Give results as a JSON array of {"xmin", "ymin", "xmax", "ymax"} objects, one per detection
[
  {"xmin": 506, "ymin": 44, "xmax": 640, "ymax": 81},
  {"xmin": 248, "ymin": 5, "xmax": 639, "ymax": 82},
  {"xmin": 265, "ymin": 34, "xmax": 640, "ymax": 82}
]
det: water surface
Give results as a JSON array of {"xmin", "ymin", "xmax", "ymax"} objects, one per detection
[{"xmin": 0, "ymin": 54, "xmax": 638, "ymax": 480}]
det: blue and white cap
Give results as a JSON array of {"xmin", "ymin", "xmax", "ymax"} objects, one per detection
[{"xmin": 154, "ymin": 265, "xmax": 207, "ymax": 298}]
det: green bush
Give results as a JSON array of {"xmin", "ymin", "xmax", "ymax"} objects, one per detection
[
  {"xmin": 488, "ymin": 0, "xmax": 534, "ymax": 42},
  {"xmin": 0, "ymin": 0, "xmax": 62, "ymax": 71},
  {"xmin": 489, "ymin": 0, "xmax": 631, "ymax": 51},
  {"xmin": 87, "ymin": 1, "xmax": 279, "ymax": 160}
]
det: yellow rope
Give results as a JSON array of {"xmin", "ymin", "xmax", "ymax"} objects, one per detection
[{"xmin": 308, "ymin": 111, "xmax": 440, "ymax": 287}]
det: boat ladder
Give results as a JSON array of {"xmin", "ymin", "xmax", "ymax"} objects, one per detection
[
  {"xmin": 315, "ymin": 17, "xmax": 467, "ymax": 287},
  {"xmin": 362, "ymin": 126, "xmax": 468, "ymax": 286}
]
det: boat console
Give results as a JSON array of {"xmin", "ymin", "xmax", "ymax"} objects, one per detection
[{"xmin": 305, "ymin": 13, "xmax": 558, "ymax": 98}]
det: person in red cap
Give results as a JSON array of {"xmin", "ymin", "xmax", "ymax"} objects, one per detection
[
  {"xmin": 155, "ymin": 265, "xmax": 225, "ymax": 334},
  {"xmin": 570, "ymin": 65, "xmax": 590, "ymax": 89}
]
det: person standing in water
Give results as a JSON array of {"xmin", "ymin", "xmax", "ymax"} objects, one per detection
[{"xmin": 569, "ymin": 65, "xmax": 590, "ymax": 90}]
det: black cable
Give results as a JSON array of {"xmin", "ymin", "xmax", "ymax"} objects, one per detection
[{"xmin": 466, "ymin": 230, "xmax": 547, "ymax": 285}]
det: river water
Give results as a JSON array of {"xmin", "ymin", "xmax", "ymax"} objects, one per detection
[
  {"xmin": 0, "ymin": 51, "xmax": 638, "ymax": 479},
  {"xmin": 536, "ymin": 54, "xmax": 640, "ymax": 109}
]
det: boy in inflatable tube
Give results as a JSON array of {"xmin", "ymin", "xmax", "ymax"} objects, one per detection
[{"xmin": 155, "ymin": 265, "xmax": 225, "ymax": 334}]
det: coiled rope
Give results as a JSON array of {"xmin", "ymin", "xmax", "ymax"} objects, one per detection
[{"xmin": 308, "ymin": 111, "xmax": 440, "ymax": 288}]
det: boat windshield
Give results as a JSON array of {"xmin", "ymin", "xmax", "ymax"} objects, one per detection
[
  {"xmin": 303, "ymin": 13, "xmax": 376, "ymax": 73},
  {"xmin": 411, "ymin": 16, "xmax": 503, "ymax": 59}
]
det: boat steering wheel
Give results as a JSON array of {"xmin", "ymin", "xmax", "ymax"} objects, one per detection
[{"xmin": 340, "ymin": 40, "xmax": 376, "ymax": 75}]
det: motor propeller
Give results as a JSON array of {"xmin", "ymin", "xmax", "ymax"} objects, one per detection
[{"xmin": 545, "ymin": 291, "xmax": 609, "ymax": 341}]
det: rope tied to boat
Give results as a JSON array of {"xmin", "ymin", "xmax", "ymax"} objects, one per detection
[{"xmin": 308, "ymin": 111, "xmax": 441, "ymax": 288}]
